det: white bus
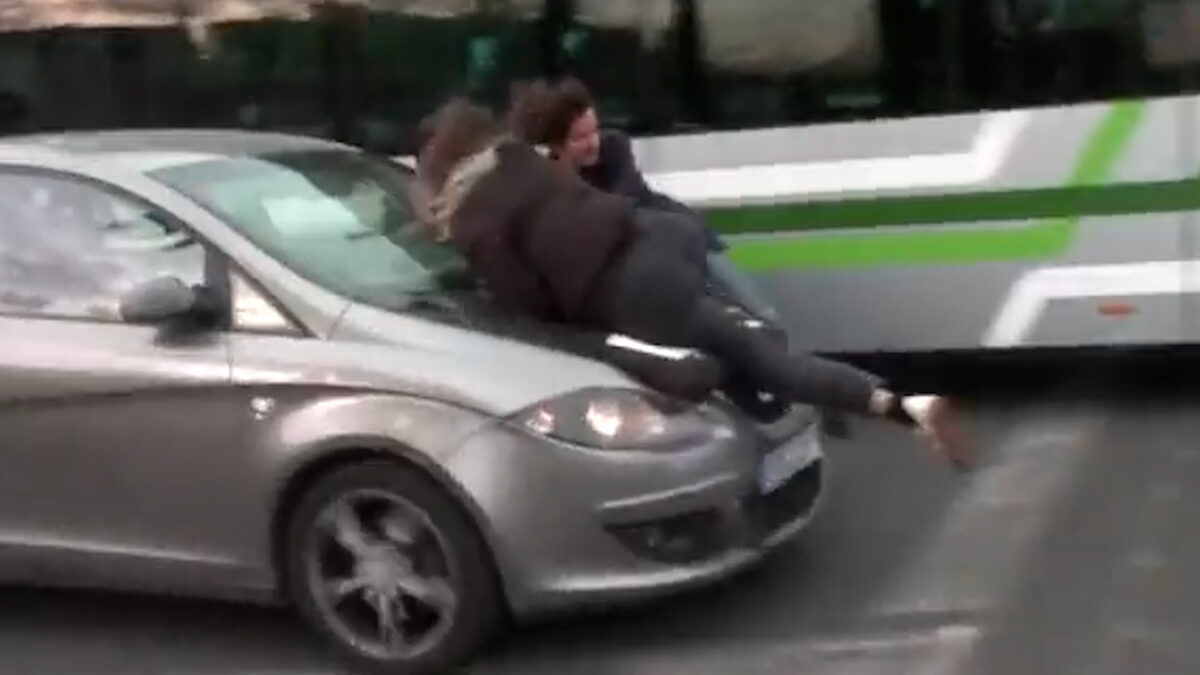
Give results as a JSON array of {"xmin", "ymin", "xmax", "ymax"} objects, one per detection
[{"xmin": 1, "ymin": 0, "xmax": 1198, "ymax": 354}]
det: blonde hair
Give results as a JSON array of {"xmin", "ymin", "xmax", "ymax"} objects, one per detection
[
  {"xmin": 416, "ymin": 98, "xmax": 503, "ymax": 191},
  {"xmin": 414, "ymin": 98, "xmax": 508, "ymax": 241}
]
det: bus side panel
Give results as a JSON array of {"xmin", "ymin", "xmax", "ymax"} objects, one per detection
[
  {"xmin": 639, "ymin": 98, "xmax": 1192, "ymax": 354},
  {"xmin": 966, "ymin": 96, "xmax": 1191, "ymax": 352},
  {"xmin": 1184, "ymin": 95, "xmax": 1200, "ymax": 343}
]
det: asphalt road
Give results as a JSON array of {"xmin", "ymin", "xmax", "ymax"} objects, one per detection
[{"xmin": 1, "ymin": 356, "xmax": 1198, "ymax": 675}]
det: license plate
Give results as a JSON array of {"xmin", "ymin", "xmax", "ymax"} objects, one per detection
[{"xmin": 758, "ymin": 425, "xmax": 821, "ymax": 494}]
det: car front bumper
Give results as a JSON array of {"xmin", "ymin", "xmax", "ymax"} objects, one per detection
[{"xmin": 441, "ymin": 402, "xmax": 827, "ymax": 618}]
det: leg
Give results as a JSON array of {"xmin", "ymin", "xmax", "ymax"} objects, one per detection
[
  {"xmin": 632, "ymin": 208, "xmax": 711, "ymax": 278},
  {"xmin": 591, "ymin": 241, "xmax": 968, "ymax": 467},
  {"xmin": 707, "ymin": 272, "xmax": 850, "ymax": 435},
  {"xmin": 705, "ymin": 252, "xmax": 781, "ymax": 323},
  {"xmin": 632, "ymin": 208, "xmax": 782, "ymax": 323},
  {"xmin": 685, "ymin": 296, "xmax": 971, "ymax": 468}
]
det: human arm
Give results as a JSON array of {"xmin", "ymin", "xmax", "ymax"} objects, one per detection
[{"xmin": 601, "ymin": 130, "xmax": 727, "ymax": 252}]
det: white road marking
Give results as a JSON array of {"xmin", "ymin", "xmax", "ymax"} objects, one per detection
[
  {"xmin": 812, "ymin": 625, "xmax": 981, "ymax": 675},
  {"xmin": 873, "ymin": 406, "xmax": 1105, "ymax": 619},
  {"xmin": 599, "ymin": 624, "xmax": 979, "ymax": 675},
  {"xmin": 806, "ymin": 624, "xmax": 979, "ymax": 655},
  {"xmin": 982, "ymin": 259, "xmax": 1200, "ymax": 347},
  {"xmin": 1079, "ymin": 433, "xmax": 1198, "ymax": 675}
]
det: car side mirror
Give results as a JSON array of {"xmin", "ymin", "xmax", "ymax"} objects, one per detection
[{"xmin": 118, "ymin": 276, "xmax": 208, "ymax": 326}]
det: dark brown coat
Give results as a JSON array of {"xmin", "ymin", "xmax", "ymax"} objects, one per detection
[{"xmin": 446, "ymin": 140, "xmax": 636, "ymax": 323}]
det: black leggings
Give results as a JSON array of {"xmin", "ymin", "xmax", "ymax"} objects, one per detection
[
  {"xmin": 687, "ymin": 295, "xmax": 883, "ymax": 412},
  {"xmin": 590, "ymin": 223, "xmax": 884, "ymax": 414}
]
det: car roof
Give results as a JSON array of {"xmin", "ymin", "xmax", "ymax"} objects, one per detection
[{"xmin": 0, "ymin": 128, "xmax": 355, "ymax": 174}]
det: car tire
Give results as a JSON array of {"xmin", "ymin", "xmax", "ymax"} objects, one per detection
[{"xmin": 283, "ymin": 459, "xmax": 503, "ymax": 675}]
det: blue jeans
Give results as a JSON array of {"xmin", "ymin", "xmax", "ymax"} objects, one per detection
[{"xmin": 706, "ymin": 252, "xmax": 780, "ymax": 323}]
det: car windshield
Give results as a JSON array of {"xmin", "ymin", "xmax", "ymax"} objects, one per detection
[{"xmin": 150, "ymin": 149, "xmax": 468, "ymax": 309}]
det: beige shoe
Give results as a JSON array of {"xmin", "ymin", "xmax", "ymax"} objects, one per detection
[{"xmin": 902, "ymin": 395, "xmax": 972, "ymax": 470}]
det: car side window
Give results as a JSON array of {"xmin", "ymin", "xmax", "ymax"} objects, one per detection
[{"xmin": 0, "ymin": 169, "xmax": 207, "ymax": 322}]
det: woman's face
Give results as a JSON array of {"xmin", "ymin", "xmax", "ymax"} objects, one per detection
[{"xmin": 554, "ymin": 107, "xmax": 602, "ymax": 168}]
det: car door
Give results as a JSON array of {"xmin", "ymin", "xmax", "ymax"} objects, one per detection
[{"xmin": 0, "ymin": 167, "xmax": 239, "ymax": 584}]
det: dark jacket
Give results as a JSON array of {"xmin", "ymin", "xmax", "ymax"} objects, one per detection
[
  {"xmin": 579, "ymin": 129, "xmax": 726, "ymax": 252},
  {"xmin": 447, "ymin": 140, "xmax": 636, "ymax": 324}
]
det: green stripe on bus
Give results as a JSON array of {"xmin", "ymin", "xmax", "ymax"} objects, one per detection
[
  {"xmin": 725, "ymin": 180, "xmax": 1198, "ymax": 269},
  {"xmin": 719, "ymin": 100, "xmax": 1160, "ymax": 270},
  {"xmin": 726, "ymin": 222, "xmax": 1074, "ymax": 269}
]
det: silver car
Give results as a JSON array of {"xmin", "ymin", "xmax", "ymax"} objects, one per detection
[{"xmin": 0, "ymin": 130, "xmax": 826, "ymax": 674}]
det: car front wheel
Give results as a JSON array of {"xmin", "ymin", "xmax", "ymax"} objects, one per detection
[{"xmin": 283, "ymin": 460, "xmax": 502, "ymax": 674}]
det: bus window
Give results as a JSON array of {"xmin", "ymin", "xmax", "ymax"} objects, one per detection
[
  {"xmin": 353, "ymin": 0, "xmax": 542, "ymax": 153},
  {"xmin": 672, "ymin": 0, "xmax": 1194, "ymax": 132},
  {"xmin": 676, "ymin": 0, "xmax": 891, "ymax": 129},
  {"xmin": 7, "ymin": 0, "xmax": 1195, "ymax": 152},
  {"xmin": 531, "ymin": 0, "xmax": 678, "ymax": 134},
  {"xmin": 1143, "ymin": 0, "xmax": 1200, "ymax": 72},
  {"xmin": 0, "ymin": 2, "xmax": 324, "ymax": 135},
  {"xmin": 0, "ymin": 33, "xmax": 35, "ymax": 134},
  {"xmin": 0, "ymin": 1, "xmax": 546, "ymax": 154}
]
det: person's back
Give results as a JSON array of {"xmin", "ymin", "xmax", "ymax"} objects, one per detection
[{"xmin": 438, "ymin": 136, "xmax": 637, "ymax": 325}]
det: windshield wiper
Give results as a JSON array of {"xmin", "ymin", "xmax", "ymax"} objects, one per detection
[{"xmin": 397, "ymin": 289, "xmax": 464, "ymax": 317}]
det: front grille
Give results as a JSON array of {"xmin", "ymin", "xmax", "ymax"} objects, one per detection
[
  {"xmin": 607, "ymin": 454, "xmax": 824, "ymax": 565},
  {"xmin": 744, "ymin": 460, "xmax": 824, "ymax": 534},
  {"xmin": 606, "ymin": 508, "xmax": 727, "ymax": 565}
]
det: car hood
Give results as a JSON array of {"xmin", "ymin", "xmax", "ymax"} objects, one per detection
[{"xmin": 327, "ymin": 299, "xmax": 642, "ymax": 416}]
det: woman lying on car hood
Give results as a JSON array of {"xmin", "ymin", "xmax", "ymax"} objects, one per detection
[{"xmin": 416, "ymin": 98, "xmax": 972, "ymax": 470}]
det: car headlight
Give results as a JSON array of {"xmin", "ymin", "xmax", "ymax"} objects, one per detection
[{"xmin": 512, "ymin": 387, "xmax": 720, "ymax": 450}]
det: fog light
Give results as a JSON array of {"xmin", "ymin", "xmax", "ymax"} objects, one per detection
[{"xmin": 607, "ymin": 509, "xmax": 725, "ymax": 564}]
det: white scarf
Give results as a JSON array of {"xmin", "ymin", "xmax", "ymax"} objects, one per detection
[{"xmin": 428, "ymin": 139, "xmax": 552, "ymax": 241}]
